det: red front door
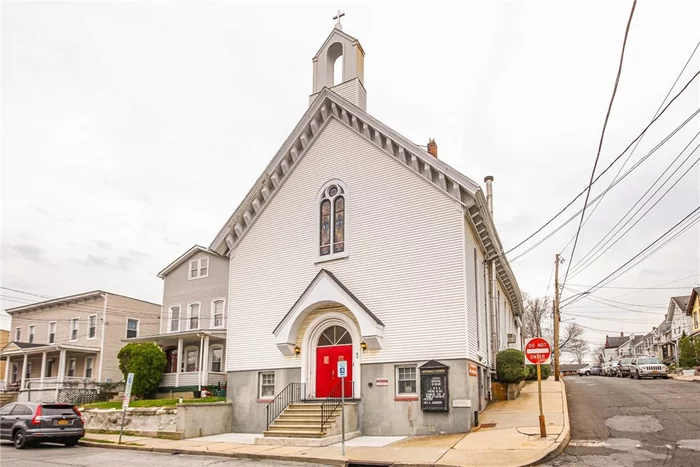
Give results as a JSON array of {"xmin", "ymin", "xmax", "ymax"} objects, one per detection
[{"xmin": 316, "ymin": 344, "xmax": 353, "ymax": 398}]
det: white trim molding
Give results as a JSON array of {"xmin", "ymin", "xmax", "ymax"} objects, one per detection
[
  {"xmin": 187, "ymin": 302, "xmax": 201, "ymax": 330},
  {"xmin": 273, "ymin": 269, "xmax": 383, "ymax": 356},
  {"xmin": 210, "ymin": 298, "xmax": 226, "ymax": 328}
]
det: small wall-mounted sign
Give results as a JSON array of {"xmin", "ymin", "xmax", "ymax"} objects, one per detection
[
  {"xmin": 453, "ymin": 399, "xmax": 471, "ymax": 408},
  {"xmin": 375, "ymin": 378, "xmax": 389, "ymax": 387},
  {"xmin": 468, "ymin": 362, "xmax": 478, "ymax": 377}
]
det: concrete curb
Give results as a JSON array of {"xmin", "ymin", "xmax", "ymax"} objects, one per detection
[{"xmin": 527, "ymin": 377, "xmax": 570, "ymax": 466}]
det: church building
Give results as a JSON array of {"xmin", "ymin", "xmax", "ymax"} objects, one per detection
[{"xmin": 209, "ymin": 19, "xmax": 524, "ymax": 439}]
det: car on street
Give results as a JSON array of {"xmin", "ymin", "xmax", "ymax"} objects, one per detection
[
  {"xmin": 577, "ymin": 364, "xmax": 602, "ymax": 376},
  {"xmin": 604, "ymin": 360, "xmax": 620, "ymax": 377},
  {"xmin": 616, "ymin": 357, "xmax": 635, "ymax": 377},
  {"xmin": 629, "ymin": 356, "xmax": 669, "ymax": 380},
  {"xmin": 0, "ymin": 402, "xmax": 84, "ymax": 449}
]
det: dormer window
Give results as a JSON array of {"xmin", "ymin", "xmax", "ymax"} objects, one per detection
[{"xmin": 189, "ymin": 258, "xmax": 209, "ymax": 280}]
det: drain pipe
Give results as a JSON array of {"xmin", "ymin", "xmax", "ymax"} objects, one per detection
[{"xmin": 484, "ymin": 176, "xmax": 499, "ymax": 377}]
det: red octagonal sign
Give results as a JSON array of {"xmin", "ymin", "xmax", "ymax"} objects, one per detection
[{"xmin": 525, "ymin": 337, "xmax": 551, "ymax": 365}]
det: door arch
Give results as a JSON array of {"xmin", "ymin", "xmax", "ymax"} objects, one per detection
[{"xmin": 301, "ymin": 311, "xmax": 361, "ymax": 399}]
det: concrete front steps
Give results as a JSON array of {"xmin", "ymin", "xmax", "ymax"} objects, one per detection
[{"xmin": 258, "ymin": 402, "xmax": 359, "ymax": 446}]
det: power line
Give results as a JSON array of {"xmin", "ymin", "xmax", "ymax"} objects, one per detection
[
  {"xmin": 562, "ymin": 206, "xmax": 700, "ymax": 308},
  {"xmin": 504, "ymin": 69, "xmax": 700, "ymax": 258},
  {"xmin": 569, "ymin": 139, "xmax": 700, "ymax": 278},
  {"xmin": 561, "ymin": 0, "xmax": 638, "ymax": 292},
  {"xmin": 558, "ymin": 39, "xmax": 700, "ymax": 256},
  {"xmin": 610, "ymin": 273, "xmax": 699, "ymax": 298},
  {"xmin": 566, "ymin": 284, "xmax": 696, "ymax": 290},
  {"xmin": 508, "ymin": 108, "xmax": 700, "ymax": 262}
]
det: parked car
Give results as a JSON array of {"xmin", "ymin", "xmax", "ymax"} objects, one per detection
[
  {"xmin": 577, "ymin": 364, "xmax": 602, "ymax": 376},
  {"xmin": 629, "ymin": 357, "xmax": 669, "ymax": 380},
  {"xmin": 605, "ymin": 360, "xmax": 620, "ymax": 377},
  {"xmin": 0, "ymin": 402, "xmax": 84, "ymax": 449},
  {"xmin": 616, "ymin": 357, "xmax": 635, "ymax": 377}
]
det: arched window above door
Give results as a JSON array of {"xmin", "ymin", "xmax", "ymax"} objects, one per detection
[
  {"xmin": 318, "ymin": 180, "xmax": 347, "ymax": 258},
  {"xmin": 317, "ymin": 325, "xmax": 352, "ymax": 347}
]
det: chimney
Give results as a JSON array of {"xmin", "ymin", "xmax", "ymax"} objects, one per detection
[
  {"xmin": 427, "ymin": 138, "xmax": 438, "ymax": 158},
  {"xmin": 484, "ymin": 176, "xmax": 494, "ymax": 218},
  {"xmin": 620, "ymin": 332, "xmax": 624, "ymax": 337}
]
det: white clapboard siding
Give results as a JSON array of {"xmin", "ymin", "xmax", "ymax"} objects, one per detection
[{"xmin": 227, "ymin": 118, "xmax": 466, "ymax": 372}]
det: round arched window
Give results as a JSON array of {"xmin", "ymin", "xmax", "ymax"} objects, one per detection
[
  {"xmin": 319, "ymin": 184, "xmax": 345, "ymax": 256},
  {"xmin": 317, "ymin": 325, "xmax": 352, "ymax": 347}
]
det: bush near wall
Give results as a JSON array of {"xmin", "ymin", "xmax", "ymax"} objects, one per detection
[
  {"xmin": 678, "ymin": 334, "xmax": 700, "ymax": 369},
  {"xmin": 117, "ymin": 343, "xmax": 167, "ymax": 398},
  {"xmin": 496, "ymin": 349, "xmax": 527, "ymax": 383},
  {"xmin": 525, "ymin": 364, "xmax": 551, "ymax": 380}
]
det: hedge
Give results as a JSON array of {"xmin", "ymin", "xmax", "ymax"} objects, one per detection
[
  {"xmin": 525, "ymin": 364, "xmax": 551, "ymax": 380},
  {"xmin": 496, "ymin": 349, "xmax": 527, "ymax": 383}
]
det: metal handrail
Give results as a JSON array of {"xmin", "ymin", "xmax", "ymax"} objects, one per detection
[
  {"xmin": 320, "ymin": 381, "xmax": 349, "ymax": 433},
  {"xmin": 265, "ymin": 382, "xmax": 306, "ymax": 429}
]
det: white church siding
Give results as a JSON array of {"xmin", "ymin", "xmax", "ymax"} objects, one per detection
[{"xmin": 227, "ymin": 117, "xmax": 466, "ymax": 372}]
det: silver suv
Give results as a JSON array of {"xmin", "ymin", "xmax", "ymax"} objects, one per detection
[
  {"xmin": 616, "ymin": 357, "xmax": 635, "ymax": 377},
  {"xmin": 605, "ymin": 360, "xmax": 620, "ymax": 377},
  {"xmin": 629, "ymin": 357, "xmax": 669, "ymax": 380}
]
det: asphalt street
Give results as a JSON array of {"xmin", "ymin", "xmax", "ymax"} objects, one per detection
[
  {"xmin": 0, "ymin": 443, "xmax": 331, "ymax": 467},
  {"xmin": 545, "ymin": 375, "xmax": 700, "ymax": 467}
]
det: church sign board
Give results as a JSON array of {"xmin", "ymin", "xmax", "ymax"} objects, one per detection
[{"xmin": 419, "ymin": 360, "xmax": 449, "ymax": 412}]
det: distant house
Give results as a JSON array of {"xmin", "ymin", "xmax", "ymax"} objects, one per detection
[
  {"xmin": 0, "ymin": 329, "xmax": 9, "ymax": 389},
  {"xmin": 124, "ymin": 245, "xmax": 229, "ymax": 393},
  {"xmin": 686, "ymin": 288, "xmax": 700, "ymax": 338},
  {"xmin": 665, "ymin": 296, "xmax": 691, "ymax": 363},
  {"xmin": 0, "ymin": 291, "xmax": 161, "ymax": 401},
  {"xmin": 603, "ymin": 334, "xmax": 628, "ymax": 361},
  {"xmin": 560, "ymin": 363, "xmax": 587, "ymax": 375}
]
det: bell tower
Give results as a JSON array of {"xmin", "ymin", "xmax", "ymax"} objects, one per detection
[{"xmin": 310, "ymin": 11, "xmax": 366, "ymax": 110}]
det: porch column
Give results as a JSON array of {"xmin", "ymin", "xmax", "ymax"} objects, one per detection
[
  {"xmin": 198, "ymin": 334, "xmax": 204, "ymax": 391},
  {"xmin": 20, "ymin": 354, "xmax": 28, "ymax": 390},
  {"xmin": 40, "ymin": 352, "xmax": 48, "ymax": 385},
  {"xmin": 3, "ymin": 356, "xmax": 9, "ymax": 384},
  {"xmin": 57, "ymin": 350, "xmax": 66, "ymax": 382},
  {"xmin": 202, "ymin": 335, "xmax": 210, "ymax": 387},
  {"xmin": 176, "ymin": 337, "xmax": 183, "ymax": 387}
]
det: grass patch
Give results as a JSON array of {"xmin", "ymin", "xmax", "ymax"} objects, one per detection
[{"xmin": 81, "ymin": 396, "xmax": 226, "ymax": 410}]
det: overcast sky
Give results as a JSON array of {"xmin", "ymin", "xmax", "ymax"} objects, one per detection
[{"xmin": 2, "ymin": 1, "xmax": 699, "ymax": 359}]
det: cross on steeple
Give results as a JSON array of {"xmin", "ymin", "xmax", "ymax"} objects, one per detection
[{"xmin": 333, "ymin": 10, "xmax": 345, "ymax": 29}]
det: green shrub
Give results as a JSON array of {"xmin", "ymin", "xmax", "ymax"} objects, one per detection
[
  {"xmin": 496, "ymin": 349, "xmax": 527, "ymax": 383},
  {"xmin": 117, "ymin": 343, "xmax": 167, "ymax": 398},
  {"xmin": 678, "ymin": 335, "xmax": 700, "ymax": 368},
  {"xmin": 525, "ymin": 364, "xmax": 551, "ymax": 380}
]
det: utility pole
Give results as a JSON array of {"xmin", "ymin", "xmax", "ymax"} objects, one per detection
[{"xmin": 553, "ymin": 254, "xmax": 561, "ymax": 382}]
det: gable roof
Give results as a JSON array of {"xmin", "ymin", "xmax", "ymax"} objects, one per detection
[
  {"xmin": 667, "ymin": 295, "xmax": 691, "ymax": 321},
  {"xmin": 560, "ymin": 363, "xmax": 587, "ymax": 371},
  {"xmin": 687, "ymin": 287, "xmax": 700, "ymax": 315},
  {"xmin": 5, "ymin": 290, "xmax": 160, "ymax": 315},
  {"xmin": 208, "ymin": 87, "xmax": 523, "ymax": 315},
  {"xmin": 605, "ymin": 335, "xmax": 628, "ymax": 349},
  {"xmin": 157, "ymin": 245, "xmax": 225, "ymax": 278},
  {"xmin": 314, "ymin": 27, "xmax": 365, "ymax": 59}
]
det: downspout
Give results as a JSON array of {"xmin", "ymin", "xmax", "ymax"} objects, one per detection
[
  {"xmin": 97, "ymin": 293, "xmax": 108, "ymax": 382},
  {"xmin": 197, "ymin": 332, "xmax": 204, "ymax": 391},
  {"xmin": 484, "ymin": 176, "xmax": 499, "ymax": 375}
]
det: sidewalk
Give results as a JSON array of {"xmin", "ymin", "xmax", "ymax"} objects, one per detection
[
  {"xmin": 668, "ymin": 373, "xmax": 700, "ymax": 383},
  {"xmin": 80, "ymin": 378, "xmax": 570, "ymax": 467}
]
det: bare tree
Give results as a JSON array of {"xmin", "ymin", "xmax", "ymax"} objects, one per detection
[
  {"xmin": 523, "ymin": 294, "xmax": 551, "ymax": 339},
  {"xmin": 559, "ymin": 322, "xmax": 585, "ymax": 353},
  {"xmin": 567, "ymin": 339, "xmax": 587, "ymax": 364},
  {"xmin": 593, "ymin": 345, "xmax": 606, "ymax": 364}
]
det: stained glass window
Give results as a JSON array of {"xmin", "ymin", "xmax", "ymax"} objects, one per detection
[{"xmin": 319, "ymin": 184, "xmax": 346, "ymax": 256}]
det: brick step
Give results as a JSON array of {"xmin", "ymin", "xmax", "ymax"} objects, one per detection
[{"xmin": 263, "ymin": 429, "xmax": 326, "ymax": 438}]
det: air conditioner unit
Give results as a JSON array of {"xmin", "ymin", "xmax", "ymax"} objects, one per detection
[{"xmin": 507, "ymin": 333, "xmax": 516, "ymax": 344}]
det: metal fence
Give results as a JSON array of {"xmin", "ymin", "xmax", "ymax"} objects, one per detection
[{"xmin": 26, "ymin": 381, "xmax": 108, "ymax": 405}]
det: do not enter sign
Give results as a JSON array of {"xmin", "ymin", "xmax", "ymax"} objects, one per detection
[{"xmin": 525, "ymin": 337, "xmax": 551, "ymax": 365}]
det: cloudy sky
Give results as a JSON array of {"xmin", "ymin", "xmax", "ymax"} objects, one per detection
[{"xmin": 2, "ymin": 1, "xmax": 699, "ymax": 359}]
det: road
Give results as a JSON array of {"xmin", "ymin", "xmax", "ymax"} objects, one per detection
[
  {"xmin": 545, "ymin": 375, "xmax": 700, "ymax": 467},
  {"xmin": 0, "ymin": 443, "xmax": 331, "ymax": 467}
]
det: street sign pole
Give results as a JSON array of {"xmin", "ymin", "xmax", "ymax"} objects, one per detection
[
  {"xmin": 525, "ymin": 338, "xmax": 551, "ymax": 438},
  {"xmin": 337, "ymin": 360, "xmax": 347, "ymax": 456},
  {"xmin": 118, "ymin": 373, "xmax": 135, "ymax": 445},
  {"xmin": 537, "ymin": 363, "xmax": 546, "ymax": 437}
]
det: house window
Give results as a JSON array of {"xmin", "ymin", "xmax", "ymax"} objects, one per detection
[
  {"xmin": 28, "ymin": 325, "xmax": 35, "ymax": 344},
  {"xmin": 189, "ymin": 303, "xmax": 200, "ymax": 329},
  {"xmin": 70, "ymin": 318, "xmax": 79, "ymax": 341},
  {"xmin": 319, "ymin": 183, "xmax": 345, "ymax": 256},
  {"xmin": 48, "ymin": 322, "xmax": 56, "ymax": 344},
  {"xmin": 67, "ymin": 358, "xmax": 76, "ymax": 377},
  {"xmin": 88, "ymin": 315, "xmax": 97, "ymax": 339},
  {"xmin": 85, "ymin": 357, "xmax": 94, "ymax": 379},
  {"xmin": 46, "ymin": 359, "xmax": 54, "ymax": 377},
  {"xmin": 210, "ymin": 346, "xmax": 223, "ymax": 372},
  {"xmin": 189, "ymin": 258, "xmax": 209, "ymax": 279},
  {"xmin": 185, "ymin": 347, "xmax": 198, "ymax": 372},
  {"xmin": 25, "ymin": 362, "xmax": 32, "ymax": 380},
  {"xmin": 165, "ymin": 348, "xmax": 178, "ymax": 373},
  {"xmin": 694, "ymin": 311, "xmax": 699, "ymax": 329},
  {"xmin": 396, "ymin": 365, "xmax": 417, "ymax": 395},
  {"xmin": 15, "ymin": 327, "xmax": 21, "ymax": 342},
  {"xmin": 212, "ymin": 300, "xmax": 224, "ymax": 327},
  {"xmin": 259, "ymin": 372, "xmax": 275, "ymax": 398},
  {"xmin": 170, "ymin": 306, "xmax": 180, "ymax": 332},
  {"xmin": 126, "ymin": 319, "xmax": 139, "ymax": 338},
  {"xmin": 11, "ymin": 363, "xmax": 18, "ymax": 382}
]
